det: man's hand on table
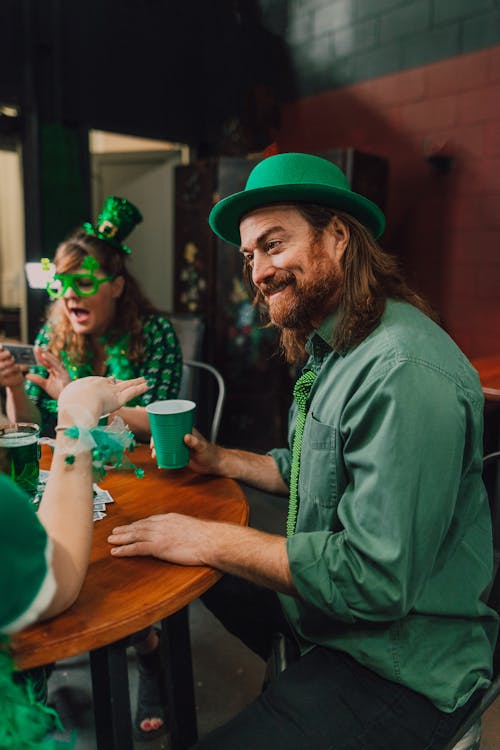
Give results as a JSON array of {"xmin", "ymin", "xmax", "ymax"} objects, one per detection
[
  {"xmin": 108, "ymin": 513, "xmax": 296, "ymax": 595},
  {"xmin": 108, "ymin": 513, "xmax": 212, "ymax": 566}
]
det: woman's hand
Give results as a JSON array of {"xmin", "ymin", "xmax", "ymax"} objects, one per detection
[
  {"xmin": 58, "ymin": 375, "xmax": 149, "ymax": 427},
  {"xmin": 25, "ymin": 348, "xmax": 71, "ymax": 399},
  {"xmin": 0, "ymin": 345, "xmax": 24, "ymax": 388}
]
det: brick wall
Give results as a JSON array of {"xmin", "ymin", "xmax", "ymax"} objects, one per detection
[
  {"xmin": 261, "ymin": 0, "xmax": 500, "ymax": 97},
  {"xmin": 259, "ymin": 0, "xmax": 500, "ymax": 357}
]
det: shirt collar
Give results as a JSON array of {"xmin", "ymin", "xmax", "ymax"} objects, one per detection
[{"xmin": 305, "ymin": 309, "xmax": 342, "ymax": 365}]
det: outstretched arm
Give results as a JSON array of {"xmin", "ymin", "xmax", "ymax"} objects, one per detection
[
  {"xmin": 37, "ymin": 375, "xmax": 149, "ymax": 619},
  {"xmin": 109, "ymin": 513, "xmax": 296, "ymax": 595},
  {"xmin": 111, "ymin": 426, "xmax": 293, "ymax": 595}
]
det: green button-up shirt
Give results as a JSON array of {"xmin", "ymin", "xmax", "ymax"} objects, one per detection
[{"xmin": 270, "ymin": 300, "xmax": 498, "ymax": 712}]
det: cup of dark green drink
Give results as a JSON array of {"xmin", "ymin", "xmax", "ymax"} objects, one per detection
[{"xmin": 0, "ymin": 422, "xmax": 40, "ymax": 498}]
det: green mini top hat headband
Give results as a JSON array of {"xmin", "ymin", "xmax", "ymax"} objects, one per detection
[
  {"xmin": 82, "ymin": 196, "xmax": 143, "ymax": 254},
  {"xmin": 208, "ymin": 152, "xmax": 386, "ymax": 245}
]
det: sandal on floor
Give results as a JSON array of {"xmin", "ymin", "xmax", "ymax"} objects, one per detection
[{"xmin": 134, "ymin": 631, "xmax": 168, "ymax": 741}]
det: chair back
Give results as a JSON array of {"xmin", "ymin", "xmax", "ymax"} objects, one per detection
[
  {"xmin": 166, "ymin": 313, "xmax": 224, "ymax": 442},
  {"xmin": 168, "ymin": 312, "xmax": 205, "ymax": 361},
  {"xmin": 442, "ymin": 450, "xmax": 500, "ymax": 750},
  {"xmin": 180, "ymin": 359, "xmax": 225, "ymax": 444}
]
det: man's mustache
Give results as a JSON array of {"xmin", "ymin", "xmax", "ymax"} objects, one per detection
[{"xmin": 258, "ymin": 271, "xmax": 296, "ymax": 297}]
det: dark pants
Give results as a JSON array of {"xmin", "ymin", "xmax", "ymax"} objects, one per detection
[{"xmin": 195, "ymin": 575, "xmax": 481, "ymax": 750}]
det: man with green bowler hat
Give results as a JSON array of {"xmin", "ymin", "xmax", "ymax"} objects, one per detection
[{"xmin": 109, "ymin": 153, "xmax": 496, "ymax": 749}]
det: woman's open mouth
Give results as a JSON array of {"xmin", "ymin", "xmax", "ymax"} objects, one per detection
[{"xmin": 68, "ymin": 306, "xmax": 90, "ymax": 324}]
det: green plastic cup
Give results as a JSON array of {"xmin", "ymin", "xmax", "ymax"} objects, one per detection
[{"xmin": 146, "ymin": 399, "xmax": 196, "ymax": 469}]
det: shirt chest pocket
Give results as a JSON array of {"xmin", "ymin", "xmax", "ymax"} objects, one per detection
[{"xmin": 298, "ymin": 414, "xmax": 338, "ymax": 509}]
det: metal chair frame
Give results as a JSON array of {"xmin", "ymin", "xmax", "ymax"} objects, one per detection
[
  {"xmin": 166, "ymin": 312, "xmax": 225, "ymax": 442},
  {"xmin": 168, "ymin": 313, "xmax": 205, "ymax": 362},
  {"xmin": 181, "ymin": 359, "xmax": 225, "ymax": 444}
]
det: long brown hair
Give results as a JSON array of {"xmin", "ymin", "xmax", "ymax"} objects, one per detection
[
  {"xmin": 244, "ymin": 203, "xmax": 437, "ymax": 364},
  {"xmin": 45, "ymin": 229, "xmax": 158, "ymax": 364}
]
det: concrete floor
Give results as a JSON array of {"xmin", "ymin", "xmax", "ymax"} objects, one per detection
[{"xmin": 45, "ymin": 484, "xmax": 500, "ymax": 749}]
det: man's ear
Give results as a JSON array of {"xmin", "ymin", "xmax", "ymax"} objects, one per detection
[
  {"xmin": 329, "ymin": 217, "xmax": 350, "ymax": 262},
  {"xmin": 111, "ymin": 275, "xmax": 125, "ymax": 299}
]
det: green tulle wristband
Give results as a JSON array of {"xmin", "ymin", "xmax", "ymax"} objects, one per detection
[
  {"xmin": 60, "ymin": 418, "xmax": 144, "ymax": 480},
  {"xmin": 0, "ymin": 641, "xmax": 74, "ymax": 749}
]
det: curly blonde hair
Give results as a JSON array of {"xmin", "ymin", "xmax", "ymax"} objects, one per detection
[{"xmin": 44, "ymin": 229, "xmax": 158, "ymax": 364}]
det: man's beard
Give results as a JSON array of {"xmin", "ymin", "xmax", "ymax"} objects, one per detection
[
  {"xmin": 259, "ymin": 262, "xmax": 342, "ymax": 329},
  {"xmin": 257, "ymin": 262, "xmax": 343, "ymax": 364}
]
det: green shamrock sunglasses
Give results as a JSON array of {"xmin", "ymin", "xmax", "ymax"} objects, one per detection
[{"xmin": 46, "ymin": 272, "xmax": 114, "ymax": 299}]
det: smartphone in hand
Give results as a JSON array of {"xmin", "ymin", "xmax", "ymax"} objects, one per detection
[{"xmin": 2, "ymin": 343, "xmax": 37, "ymax": 365}]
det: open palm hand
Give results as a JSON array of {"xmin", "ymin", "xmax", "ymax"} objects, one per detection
[{"xmin": 25, "ymin": 348, "xmax": 72, "ymax": 399}]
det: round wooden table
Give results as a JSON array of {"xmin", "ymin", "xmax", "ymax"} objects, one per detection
[
  {"xmin": 471, "ymin": 355, "xmax": 500, "ymax": 402},
  {"xmin": 11, "ymin": 444, "xmax": 249, "ymax": 750}
]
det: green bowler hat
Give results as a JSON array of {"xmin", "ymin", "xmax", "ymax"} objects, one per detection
[
  {"xmin": 209, "ymin": 152, "xmax": 386, "ymax": 245},
  {"xmin": 82, "ymin": 196, "xmax": 143, "ymax": 254}
]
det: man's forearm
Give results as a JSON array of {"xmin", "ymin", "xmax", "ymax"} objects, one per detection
[
  {"xmin": 201, "ymin": 522, "xmax": 296, "ymax": 595},
  {"xmin": 217, "ymin": 448, "xmax": 289, "ymax": 494}
]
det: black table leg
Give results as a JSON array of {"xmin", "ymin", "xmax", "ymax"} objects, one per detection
[
  {"xmin": 161, "ymin": 607, "xmax": 198, "ymax": 749},
  {"xmin": 484, "ymin": 402, "xmax": 500, "ymax": 546},
  {"xmin": 90, "ymin": 639, "xmax": 134, "ymax": 750}
]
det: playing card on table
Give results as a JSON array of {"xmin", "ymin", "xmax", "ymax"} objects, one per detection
[
  {"xmin": 93, "ymin": 501, "xmax": 106, "ymax": 512},
  {"xmin": 33, "ymin": 470, "xmax": 115, "ymax": 522},
  {"xmin": 92, "ymin": 484, "xmax": 114, "ymax": 520},
  {"xmin": 93, "ymin": 485, "xmax": 114, "ymax": 504}
]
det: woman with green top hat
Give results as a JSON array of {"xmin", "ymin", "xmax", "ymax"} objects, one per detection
[
  {"xmin": 0, "ymin": 196, "xmax": 181, "ymax": 740},
  {"xmin": 1, "ymin": 373, "xmax": 148, "ymax": 749},
  {"xmin": 0, "ymin": 195, "xmax": 182, "ymax": 444}
]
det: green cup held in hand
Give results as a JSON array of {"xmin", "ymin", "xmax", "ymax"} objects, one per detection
[{"xmin": 146, "ymin": 399, "xmax": 196, "ymax": 469}]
